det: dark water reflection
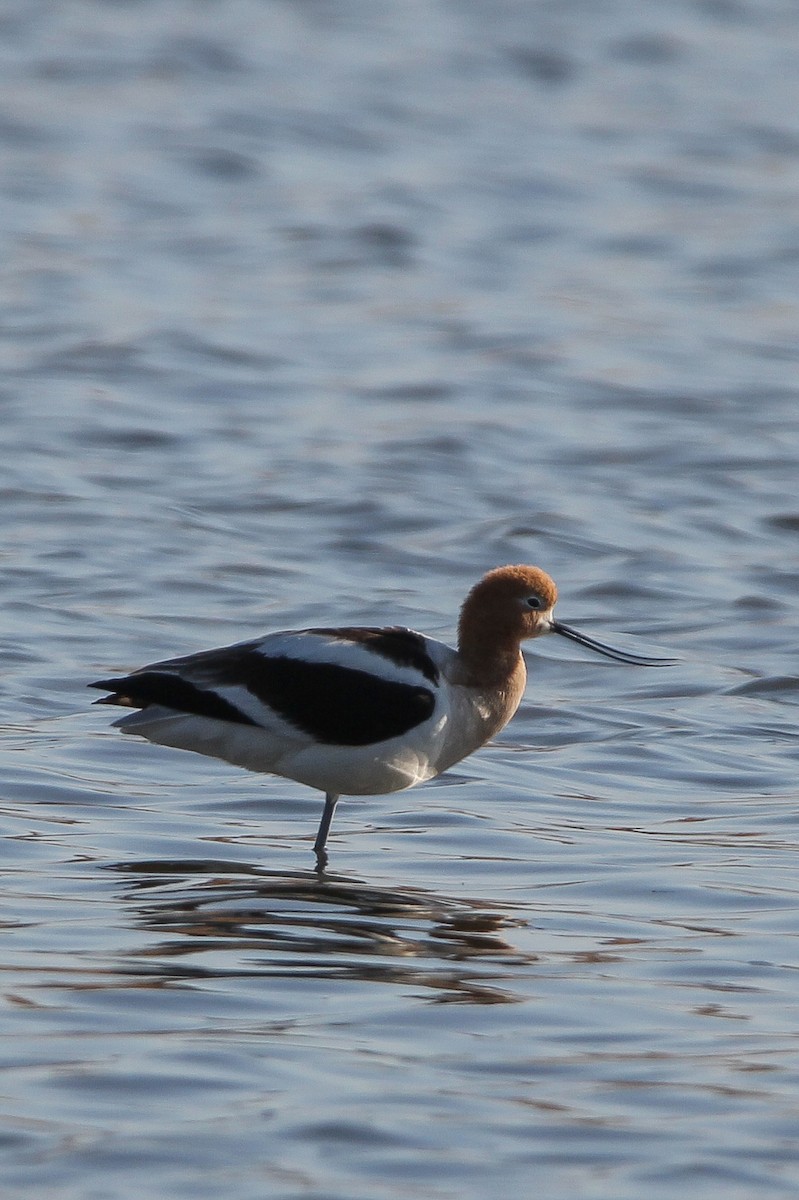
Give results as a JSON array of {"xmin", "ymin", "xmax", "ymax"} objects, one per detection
[{"xmin": 111, "ymin": 860, "xmax": 532, "ymax": 1004}]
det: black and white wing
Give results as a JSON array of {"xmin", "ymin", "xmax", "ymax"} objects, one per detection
[{"xmin": 90, "ymin": 626, "xmax": 446, "ymax": 748}]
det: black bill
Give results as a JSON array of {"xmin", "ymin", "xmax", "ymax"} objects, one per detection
[{"xmin": 550, "ymin": 620, "xmax": 678, "ymax": 666}]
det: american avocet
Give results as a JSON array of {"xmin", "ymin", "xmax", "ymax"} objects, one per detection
[{"xmin": 90, "ymin": 565, "xmax": 674, "ymax": 865}]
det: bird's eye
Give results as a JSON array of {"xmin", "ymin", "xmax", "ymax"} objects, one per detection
[{"xmin": 525, "ymin": 595, "xmax": 543, "ymax": 610}]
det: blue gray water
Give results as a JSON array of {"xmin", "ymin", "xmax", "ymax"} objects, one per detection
[{"xmin": 2, "ymin": 1, "xmax": 799, "ymax": 1197}]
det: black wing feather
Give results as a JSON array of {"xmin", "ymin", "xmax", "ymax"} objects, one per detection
[
  {"xmin": 90, "ymin": 647, "xmax": 437, "ymax": 746},
  {"xmin": 89, "ymin": 672, "xmax": 258, "ymax": 726},
  {"xmin": 225, "ymin": 653, "xmax": 436, "ymax": 745}
]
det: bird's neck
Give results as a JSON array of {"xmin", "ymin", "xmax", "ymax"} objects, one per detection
[
  {"xmin": 456, "ymin": 629, "xmax": 526, "ymax": 692},
  {"xmin": 454, "ymin": 637, "xmax": 528, "ymax": 745}
]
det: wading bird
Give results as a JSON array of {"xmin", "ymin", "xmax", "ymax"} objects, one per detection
[{"xmin": 91, "ymin": 565, "xmax": 674, "ymax": 866}]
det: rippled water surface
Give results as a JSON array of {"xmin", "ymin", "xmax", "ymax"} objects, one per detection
[{"xmin": 3, "ymin": 1, "xmax": 799, "ymax": 1197}]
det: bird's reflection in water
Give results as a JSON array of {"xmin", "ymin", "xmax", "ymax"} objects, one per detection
[{"xmin": 108, "ymin": 859, "xmax": 535, "ymax": 1004}]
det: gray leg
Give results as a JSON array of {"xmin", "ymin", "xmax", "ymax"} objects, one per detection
[{"xmin": 313, "ymin": 792, "xmax": 339, "ymax": 867}]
